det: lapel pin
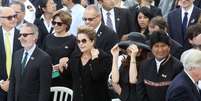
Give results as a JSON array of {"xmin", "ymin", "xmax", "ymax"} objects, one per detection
[
  {"xmin": 117, "ymin": 18, "xmax": 120, "ymax": 21},
  {"xmin": 162, "ymin": 74, "xmax": 167, "ymax": 78},
  {"xmin": 97, "ymin": 32, "xmax": 102, "ymax": 37},
  {"xmin": 190, "ymin": 19, "xmax": 195, "ymax": 23},
  {"xmin": 31, "ymin": 57, "xmax": 34, "ymax": 60},
  {"xmin": 65, "ymin": 46, "xmax": 68, "ymax": 49}
]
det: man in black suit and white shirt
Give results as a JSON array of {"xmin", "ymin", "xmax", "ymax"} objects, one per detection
[
  {"xmin": 83, "ymin": 4, "xmax": 119, "ymax": 53},
  {"xmin": 98, "ymin": 0, "xmax": 135, "ymax": 40},
  {"xmin": 7, "ymin": 23, "xmax": 52, "ymax": 101}
]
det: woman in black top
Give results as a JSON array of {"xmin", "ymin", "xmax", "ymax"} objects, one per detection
[
  {"xmin": 111, "ymin": 32, "xmax": 150, "ymax": 101},
  {"xmin": 42, "ymin": 10, "xmax": 76, "ymax": 88},
  {"xmin": 61, "ymin": 26, "xmax": 111, "ymax": 101}
]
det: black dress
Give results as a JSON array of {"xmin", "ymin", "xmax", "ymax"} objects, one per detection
[
  {"xmin": 68, "ymin": 49, "xmax": 111, "ymax": 101},
  {"xmin": 42, "ymin": 34, "xmax": 76, "ymax": 88},
  {"xmin": 118, "ymin": 65, "xmax": 138, "ymax": 101}
]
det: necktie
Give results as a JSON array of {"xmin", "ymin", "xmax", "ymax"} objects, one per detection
[
  {"xmin": 106, "ymin": 12, "xmax": 114, "ymax": 31},
  {"xmin": 21, "ymin": 52, "xmax": 28, "ymax": 74},
  {"xmin": 182, "ymin": 12, "xmax": 188, "ymax": 34},
  {"xmin": 5, "ymin": 32, "xmax": 11, "ymax": 78}
]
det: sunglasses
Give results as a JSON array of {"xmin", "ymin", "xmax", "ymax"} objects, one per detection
[
  {"xmin": 52, "ymin": 21, "xmax": 64, "ymax": 26},
  {"xmin": 77, "ymin": 39, "xmax": 87, "ymax": 44},
  {"xmin": 82, "ymin": 16, "xmax": 97, "ymax": 22},
  {"xmin": 0, "ymin": 14, "xmax": 17, "ymax": 21},
  {"xmin": 20, "ymin": 33, "xmax": 34, "ymax": 37}
]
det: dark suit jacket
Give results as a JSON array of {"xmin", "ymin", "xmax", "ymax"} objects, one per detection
[
  {"xmin": 101, "ymin": 7, "xmax": 135, "ymax": 39},
  {"xmin": 166, "ymin": 71, "xmax": 201, "ymax": 101},
  {"xmin": 0, "ymin": 27, "xmax": 22, "ymax": 101},
  {"xmin": 7, "ymin": 47, "xmax": 52, "ymax": 101},
  {"xmin": 167, "ymin": 6, "xmax": 201, "ymax": 49},
  {"xmin": 69, "ymin": 49, "xmax": 111, "ymax": 101},
  {"xmin": 95, "ymin": 23, "xmax": 119, "ymax": 54},
  {"xmin": 34, "ymin": 18, "xmax": 54, "ymax": 48}
]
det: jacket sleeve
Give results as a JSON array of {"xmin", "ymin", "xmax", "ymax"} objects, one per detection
[
  {"xmin": 39, "ymin": 54, "xmax": 52, "ymax": 101},
  {"xmin": 136, "ymin": 63, "xmax": 149, "ymax": 101}
]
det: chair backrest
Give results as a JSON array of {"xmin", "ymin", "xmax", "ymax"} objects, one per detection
[{"xmin": 51, "ymin": 86, "xmax": 73, "ymax": 101}]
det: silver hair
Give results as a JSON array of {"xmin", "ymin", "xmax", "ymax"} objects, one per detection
[
  {"xmin": 180, "ymin": 49, "xmax": 201, "ymax": 70},
  {"xmin": 21, "ymin": 23, "xmax": 39, "ymax": 37},
  {"xmin": 85, "ymin": 4, "xmax": 101, "ymax": 15}
]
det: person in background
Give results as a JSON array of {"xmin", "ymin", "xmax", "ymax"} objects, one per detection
[
  {"xmin": 136, "ymin": 7, "xmax": 153, "ymax": 40},
  {"xmin": 137, "ymin": 31, "xmax": 183, "ymax": 101},
  {"xmin": 7, "ymin": 23, "xmax": 52, "ymax": 101},
  {"xmin": 34, "ymin": 0, "xmax": 56, "ymax": 47},
  {"xmin": 10, "ymin": 1, "xmax": 27, "ymax": 30},
  {"xmin": 83, "ymin": 5, "xmax": 118, "ymax": 53},
  {"xmin": 167, "ymin": 0, "xmax": 201, "ymax": 50},
  {"xmin": 111, "ymin": 32, "xmax": 150, "ymax": 101},
  {"xmin": 42, "ymin": 10, "xmax": 76, "ymax": 88},
  {"xmin": 166, "ymin": 49, "xmax": 201, "ymax": 101},
  {"xmin": 18, "ymin": 0, "xmax": 36, "ymax": 23},
  {"xmin": 61, "ymin": 0, "xmax": 85, "ymax": 36},
  {"xmin": 148, "ymin": 16, "xmax": 184, "ymax": 59}
]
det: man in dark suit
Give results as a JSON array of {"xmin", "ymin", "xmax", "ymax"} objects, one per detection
[
  {"xmin": 10, "ymin": 1, "xmax": 28, "ymax": 30},
  {"xmin": 167, "ymin": 0, "xmax": 201, "ymax": 50},
  {"xmin": 7, "ymin": 23, "xmax": 52, "ymax": 101},
  {"xmin": 166, "ymin": 49, "xmax": 201, "ymax": 101},
  {"xmin": 0, "ymin": 7, "xmax": 22, "ymax": 101},
  {"xmin": 83, "ymin": 4, "xmax": 119, "ymax": 53},
  {"xmin": 98, "ymin": 0, "xmax": 135, "ymax": 40}
]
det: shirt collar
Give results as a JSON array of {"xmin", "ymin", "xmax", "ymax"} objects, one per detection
[
  {"xmin": 182, "ymin": 5, "xmax": 194, "ymax": 15},
  {"xmin": 95, "ymin": 22, "xmax": 102, "ymax": 33},
  {"xmin": 2, "ymin": 27, "xmax": 15, "ymax": 35}
]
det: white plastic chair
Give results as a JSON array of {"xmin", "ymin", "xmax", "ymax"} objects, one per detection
[{"xmin": 51, "ymin": 86, "xmax": 73, "ymax": 101}]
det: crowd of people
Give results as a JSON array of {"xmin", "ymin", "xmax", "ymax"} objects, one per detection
[{"xmin": 0, "ymin": 0, "xmax": 201, "ymax": 101}]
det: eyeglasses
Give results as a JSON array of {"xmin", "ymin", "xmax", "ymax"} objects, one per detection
[
  {"xmin": 77, "ymin": 39, "xmax": 87, "ymax": 44},
  {"xmin": 82, "ymin": 16, "xmax": 97, "ymax": 22},
  {"xmin": 52, "ymin": 21, "xmax": 64, "ymax": 26},
  {"xmin": 0, "ymin": 14, "xmax": 17, "ymax": 21},
  {"xmin": 20, "ymin": 33, "xmax": 34, "ymax": 37}
]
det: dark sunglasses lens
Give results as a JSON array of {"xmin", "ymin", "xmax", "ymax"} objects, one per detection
[
  {"xmin": 77, "ymin": 39, "xmax": 87, "ymax": 44},
  {"xmin": 7, "ymin": 15, "xmax": 16, "ymax": 20},
  {"xmin": 52, "ymin": 21, "xmax": 63, "ymax": 26}
]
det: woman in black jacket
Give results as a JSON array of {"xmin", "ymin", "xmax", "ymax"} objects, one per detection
[{"xmin": 60, "ymin": 26, "xmax": 111, "ymax": 101}]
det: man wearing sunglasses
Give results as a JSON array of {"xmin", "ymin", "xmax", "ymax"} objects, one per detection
[
  {"xmin": 7, "ymin": 23, "xmax": 52, "ymax": 101},
  {"xmin": 0, "ymin": 7, "xmax": 22, "ymax": 101},
  {"xmin": 83, "ymin": 5, "xmax": 119, "ymax": 54}
]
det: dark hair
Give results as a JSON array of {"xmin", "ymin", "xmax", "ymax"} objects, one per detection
[
  {"xmin": 186, "ymin": 24, "xmax": 201, "ymax": 40},
  {"xmin": 150, "ymin": 16, "xmax": 168, "ymax": 31},
  {"xmin": 39, "ymin": 0, "xmax": 48, "ymax": 14},
  {"xmin": 149, "ymin": 31, "xmax": 170, "ymax": 48},
  {"xmin": 137, "ymin": 7, "xmax": 153, "ymax": 21},
  {"xmin": 77, "ymin": 26, "xmax": 96, "ymax": 42},
  {"xmin": 9, "ymin": 1, "xmax": 25, "ymax": 12},
  {"xmin": 52, "ymin": 10, "xmax": 72, "ymax": 31}
]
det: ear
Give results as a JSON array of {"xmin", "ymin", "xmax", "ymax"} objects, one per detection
[{"xmin": 189, "ymin": 39, "xmax": 193, "ymax": 44}]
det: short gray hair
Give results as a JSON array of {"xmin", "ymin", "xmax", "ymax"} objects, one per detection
[
  {"xmin": 85, "ymin": 4, "xmax": 101, "ymax": 15},
  {"xmin": 180, "ymin": 49, "xmax": 201, "ymax": 70},
  {"xmin": 21, "ymin": 23, "xmax": 39, "ymax": 37}
]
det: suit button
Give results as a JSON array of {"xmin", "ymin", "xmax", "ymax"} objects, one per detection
[
  {"xmin": 80, "ymin": 85, "xmax": 82, "ymax": 88},
  {"xmin": 81, "ymin": 94, "xmax": 84, "ymax": 97}
]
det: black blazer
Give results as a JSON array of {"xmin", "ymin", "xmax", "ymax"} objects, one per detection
[
  {"xmin": 95, "ymin": 23, "xmax": 119, "ymax": 53},
  {"xmin": 101, "ymin": 7, "xmax": 135, "ymax": 39},
  {"xmin": 7, "ymin": 47, "xmax": 52, "ymax": 101},
  {"xmin": 68, "ymin": 49, "xmax": 111, "ymax": 101},
  {"xmin": 34, "ymin": 18, "xmax": 54, "ymax": 48},
  {"xmin": 166, "ymin": 71, "xmax": 201, "ymax": 101},
  {"xmin": 167, "ymin": 6, "xmax": 201, "ymax": 49}
]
